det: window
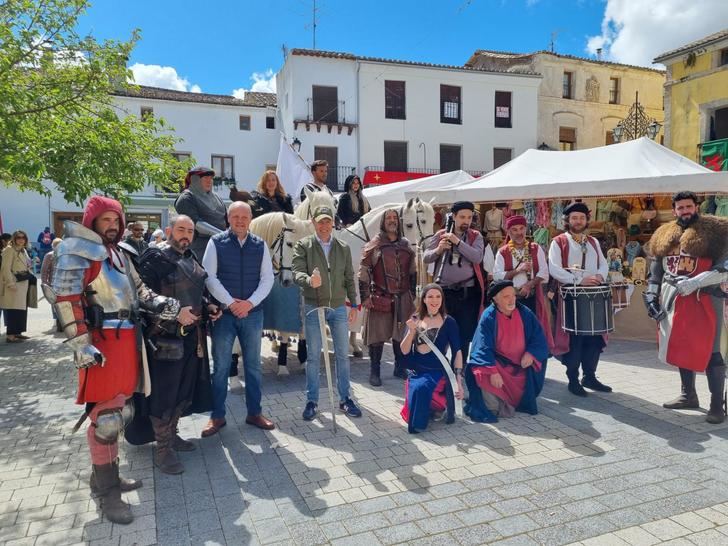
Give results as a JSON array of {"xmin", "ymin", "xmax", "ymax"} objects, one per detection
[
  {"xmin": 172, "ymin": 152, "xmax": 191, "ymax": 162},
  {"xmin": 494, "ymin": 91, "xmax": 512, "ymax": 128},
  {"xmin": 265, "ymin": 116, "xmax": 275, "ymax": 129},
  {"xmin": 385, "ymin": 80, "xmax": 406, "ymax": 120},
  {"xmin": 384, "ymin": 141, "xmax": 408, "ymax": 172},
  {"xmin": 563, "ymin": 72, "xmax": 573, "ymax": 99},
  {"xmin": 312, "ymin": 85, "xmax": 338, "ymax": 122},
  {"xmin": 140, "ymin": 106, "xmax": 153, "ymax": 119},
  {"xmin": 609, "ymin": 78, "xmax": 620, "ymax": 104},
  {"xmin": 605, "ymin": 131, "xmax": 615, "ymax": 146},
  {"xmin": 211, "ymin": 155, "xmax": 234, "ymax": 180},
  {"xmin": 239, "ymin": 115, "xmax": 251, "ymax": 131},
  {"xmin": 559, "ymin": 127, "xmax": 576, "ymax": 151},
  {"xmin": 440, "ymin": 85, "xmax": 461, "ymax": 124},
  {"xmin": 720, "ymin": 48, "xmax": 728, "ymax": 67},
  {"xmin": 493, "ymin": 148, "xmax": 513, "ymax": 169},
  {"xmin": 440, "ymin": 145, "xmax": 461, "ymax": 173}
]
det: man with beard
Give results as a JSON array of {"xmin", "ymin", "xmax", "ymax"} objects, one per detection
[
  {"xmin": 299, "ymin": 159, "xmax": 335, "ymax": 202},
  {"xmin": 493, "ymin": 215, "xmax": 553, "ymax": 351},
  {"xmin": 175, "ymin": 166, "xmax": 227, "ymax": 261},
  {"xmin": 548, "ymin": 202, "xmax": 610, "ymax": 396},
  {"xmin": 48, "ymin": 196, "xmax": 195, "ymax": 524},
  {"xmin": 133, "ymin": 215, "xmax": 220, "ymax": 473},
  {"xmin": 359, "ymin": 209, "xmax": 416, "ymax": 386},
  {"xmin": 645, "ymin": 191, "xmax": 728, "ymax": 423},
  {"xmin": 424, "ymin": 201, "xmax": 486, "ymax": 361}
]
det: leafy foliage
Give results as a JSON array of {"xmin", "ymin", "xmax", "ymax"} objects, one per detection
[{"xmin": 0, "ymin": 0, "xmax": 193, "ymax": 204}]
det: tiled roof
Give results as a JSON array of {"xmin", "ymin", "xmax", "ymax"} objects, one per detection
[
  {"xmin": 113, "ymin": 85, "xmax": 277, "ymax": 108},
  {"xmin": 467, "ymin": 49, "xmax": 665, "ymax": 74},
  {"xmin": 289, "ymin": 48, "xmax": 541, "ymax": 76},
  {"xmin": 654, "ymin": 28, "xmax": 728, "ymax": 63}
]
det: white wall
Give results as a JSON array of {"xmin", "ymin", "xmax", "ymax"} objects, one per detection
[
  {"xmin": 358, "ymin": 62, "xmax": 540, "ymax": 172},
  {"xmin": 277, "ymin": 55, "xmax": 359, "ymax": 171}
]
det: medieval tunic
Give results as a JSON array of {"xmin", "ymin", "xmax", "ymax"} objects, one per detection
[
  {"xmin": 174, "ymin": 189, "xmax": 227, "ymax": 261},
  {"xmin": 359, "ymin": 233, "xmax": 416, "ymax": 346},
  {"xmin": 465, "ymin": 304, "xmax": 548, "ymax": 422},
  {"xmin": 400, "ymin": 316, "xmax": 460, "ymax": 433}
]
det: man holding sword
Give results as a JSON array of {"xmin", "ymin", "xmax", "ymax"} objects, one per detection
[{"xmin": 292, "ymin": 205, "xmax": 362, "ymax": 422}]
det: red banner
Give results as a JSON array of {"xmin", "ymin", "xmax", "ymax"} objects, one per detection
[{"xmin": 363, "ymin": 171, "xmax": 431, "ymax": 186}]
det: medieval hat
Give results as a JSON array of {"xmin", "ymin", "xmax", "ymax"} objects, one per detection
[
  {"xmin": 505, "ymin": 215, "xmax": 527, "ymax": 230},
  {"xmin": 488, "ymin": 279, "xmax": 514, "ymax": 300},
  {"xmin": 563, "ymin": 202, "xmax": 590, "ymax": 217},
  {"xmin": 452, "ymin": 201, "xmax": 475, "ymax": 214}
]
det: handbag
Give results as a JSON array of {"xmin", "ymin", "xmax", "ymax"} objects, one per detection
[
  {"xmin": 369, "ymin": 292, "xmax": 394, "ymax": 313},
  {"xmin": 152, "ymin": 337, "xmax": 184, "ymax": 362}
]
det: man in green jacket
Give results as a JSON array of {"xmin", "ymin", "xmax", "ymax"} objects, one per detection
[{"xmin": 292, "ymin": 205, "xmax": 363, "ymax": 421}]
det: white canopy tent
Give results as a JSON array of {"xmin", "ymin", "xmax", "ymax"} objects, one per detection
[
  {"xmin": 406, "ymin": 138, "xmax": 728, "ymax": 205},
  {"xmin": 364, "ymin": 170, "xmax": 474, "ymax": 208}
]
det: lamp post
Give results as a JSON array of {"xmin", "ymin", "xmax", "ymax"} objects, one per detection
[
  {"xmin": 292, "ymin": 137, "xmax": 302, "ymax": 153},
  {"xmin": 418, "ymin": 142, "xmax": 427, "ymax": 170},
  {"xmin": 611, "ymin": 91, "xmax": 662, "ymax": 143}
]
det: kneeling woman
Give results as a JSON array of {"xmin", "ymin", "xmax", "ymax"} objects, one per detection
[
  {"xmin": 465, "ymin": 280, "xmax": 549, "ymax": 422},
  {"xmin": 400, "ymin": 283, "xmax": 463, "ymax": 433}
]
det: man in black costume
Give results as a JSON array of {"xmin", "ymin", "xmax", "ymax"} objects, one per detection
[{"xmin": 133, "ymin": 215, "xmax": 219, "ymax": 473}]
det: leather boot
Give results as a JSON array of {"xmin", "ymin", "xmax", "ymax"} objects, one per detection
[
  {"xmin": 171, "ymin": 414, "xmax": 196, "ymax": 452},
  {"xmin": 663, "ymin": 368, "xmax": 700, "ymax": 409},
  {"xmin": 368, "ymin": 345, "xmax": 382, "ymax": 387},
  {"xmin": 91, "ymin": 462, "xmax": 134, "ymax": 524},
  {"xmin": 151, "ymin": 417, "xmax": 184, "ymax": 474},
  {"xmin": 706, "ymin": 354, "xmax": 726, "ymax": 424},
  {"xmin": 567, "ymin": 369, "xmax": 587, "ymax": 397},
  {"xmin": 90, "ymin": 458, "xmax": 142, "ymax": 494}
]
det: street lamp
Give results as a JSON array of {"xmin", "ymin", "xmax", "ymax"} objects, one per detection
[
  {"xmin": 292, "ymin": 137, "xmax": 302, "ymax": 153},
  {"xmin": 646, "ymin": 120, "xmax": 662, "ymax": 141},
  {"xmin": 418, "ymin": 142, "xmax": 427, "ymax": 169},
  {"xmin": 612, "ymin": 122, "xmax": 624, "ymax": 143}
]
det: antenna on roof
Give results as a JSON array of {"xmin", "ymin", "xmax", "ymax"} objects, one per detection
[
  {"xmin": 312, "ymin": 0, "xmax": 317, "ymax": 50},
  {"xmin": 549, "ymin": 31, "xmax": 560, "ymax": 53}
]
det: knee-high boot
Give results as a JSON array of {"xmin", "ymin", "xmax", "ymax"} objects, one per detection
[
  {"xmin": 368, "ymin": 344, "xmax": 383, "ymax": 386},
  {"xmin": 151, "ymin": 416, "xmax": 184, "ymax": 474},
  {"xmin": 663, "ymin": 367, "xmax": 699, "ymax": 409},
  {"xmin": 91, "ymin": 460, "xmax": 134, "ymax": 524},
  {"xmin": 706, "ymin": 353, "xmax": 726, "ymax": 424}
]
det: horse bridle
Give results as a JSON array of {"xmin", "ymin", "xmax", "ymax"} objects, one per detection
[
  {"xmin": 343, "ymin": 204, "xmax": 432, "ymax": 246},
  {"xmin": 270, "ymin": 214, "xmax": 294, "ymax": 275}
]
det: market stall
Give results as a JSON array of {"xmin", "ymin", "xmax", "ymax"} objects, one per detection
[{"xmin": 405, "ymin": 138, "xmax": 728, "ymax": 341}]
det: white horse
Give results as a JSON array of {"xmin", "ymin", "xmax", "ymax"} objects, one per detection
[
  {"xmin": 250, "ymin": 212, "xmax": 313, "ymax": 374},
  {"xmin": 294, "ymin": 187, "xmax": 336, "ymax": 222},
  {"xmin": 337, "ymin": 197, "xmax": 436, "ymax": 354}
]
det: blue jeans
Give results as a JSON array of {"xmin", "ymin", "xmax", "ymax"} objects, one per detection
[
  {"xmin": 210, "ymin": 310, "xmax": 264, "ymax": 419},
  {"xmin": 304, "ymin": 304, "xmax": 351, "ymax": 403}
]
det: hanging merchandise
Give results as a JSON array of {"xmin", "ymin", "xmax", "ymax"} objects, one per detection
[
  {"xmin": 551, "ymin": 200, "xmax": 565, "ymax": 230},
  {"xmin": 524, "ymin": 200, "xmax": 537, "ymax": 230},
  {"xmin": 714, "ymin": 195, "xmax": 728, "ymax": 217},
  {"xmin": 595, "ymin": 200, "xmax": 613, "ymax": 222},
  {"xmin": 700, "ymin": 195, "xmax": 716, "ymax": 215},
  {"xmin": 536, "ymin": 200, "xmax": 551, "ymax": 227},
  {"xmin": 510, "ymin": 199, "xmax": 525, "ymax": 215},
  {"xmin": 625, "ymin": 241, "xmax": 641, "ymax": 266},
  {"xmin": 532, "ymin": 227, "xmax": 550, "ymax": 250},
  {"xmin": 615, "ymin": 227, "xmax": 627, "ymax": 250}
]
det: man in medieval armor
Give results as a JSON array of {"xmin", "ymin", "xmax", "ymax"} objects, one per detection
[
  {"xmin": 174, "ymin": 166, "xmax": 227, "ymax": 261},
  {"xmin": 645, "ymin": 191, "xmax": 728, "ymax": 424},
  {"xmin": 132, "ymin": 215, "xmax": 218, "ymax": 474},
  {"xmin": 359, "ymin": 209, "xmax": 416, "ymax": 386},
  {"xmin": 47, "ymin": 196, "xmax": 195, "ymax": 524}
]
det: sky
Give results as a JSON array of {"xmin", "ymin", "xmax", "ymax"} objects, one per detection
[{"xmin": 77, "ymin": 0, "xmax": 728, "ymax": 97}]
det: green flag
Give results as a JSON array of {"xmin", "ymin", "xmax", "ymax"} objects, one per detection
[{"xmin": 701, "ymin": 138, "xmax": 728, "ymax": 171}]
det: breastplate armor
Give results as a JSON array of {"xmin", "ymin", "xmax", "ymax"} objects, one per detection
[
  {"xmin": 159, "ymin": 249, "xmax": 207, "ymax": 313},
  {"xmin": 663, "ymin": 251, "xmax": 702, "ymax": 279},
  {"xmin": 86, "ymin": 249, "xmax": 136, "ymax": 313}
]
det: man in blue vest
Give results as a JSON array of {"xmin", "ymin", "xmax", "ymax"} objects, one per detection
[{"xmin": 201, "ymin": 201, "xmax": 275, "ymax": 436}]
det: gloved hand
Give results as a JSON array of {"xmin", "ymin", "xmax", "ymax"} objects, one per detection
[
  {"xmin": 67, "ymin": 333, "xmax": 105, "ymax": 368},
  {"xmin": 642, "ymin": 290, "xmax": 666, "ymax": 322}
]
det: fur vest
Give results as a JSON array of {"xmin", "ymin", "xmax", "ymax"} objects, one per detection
[{"xmin": 646, "ymin": 215, "xmax": 728, "ymax": 261}]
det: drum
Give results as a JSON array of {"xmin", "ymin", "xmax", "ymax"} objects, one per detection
[
  {"xmin": 560, "ymin": 284, "xmax": 614, "ymax": 335},
  {"xmin": 611, "ymin": 282, "xmax": 629, "ymax": 310}
]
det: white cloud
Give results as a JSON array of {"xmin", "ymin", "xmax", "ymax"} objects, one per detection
[
  {"xmin": 231, "ymin": 68, "xmax": 277, "ymax": 98},
  {"xmin": 586, "ymin": 0, "xmax": 728, "ymax": 67},
  {"xmin": 129, "ymin": 63, "xmax": 202, "ymax": 93}
]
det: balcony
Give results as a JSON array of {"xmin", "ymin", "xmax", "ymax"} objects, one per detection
[
  {"xmin": 698, "ymin": 138, "xmax": 728, "ymax": 171},
  {"xmin": 294, "ymin": 98, "xmax": 357, "ymax": 135}
]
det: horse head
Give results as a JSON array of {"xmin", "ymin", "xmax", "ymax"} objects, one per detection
[{"xmin": 401, "ymin": 197, "xmax": 435, "ymax": 246}]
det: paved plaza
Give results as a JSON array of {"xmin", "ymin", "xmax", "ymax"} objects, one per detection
[{"xmin": 3, "ymin": 301, "xmax": 728, "ymax": 545}]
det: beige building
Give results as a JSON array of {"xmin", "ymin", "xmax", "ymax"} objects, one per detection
[{"xmin": 466, "ymin": 50, "xmax": 665, "ymax": 151}]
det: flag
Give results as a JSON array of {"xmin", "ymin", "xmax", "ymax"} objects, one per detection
[
  {"xmin": 362, "ymin": 170, "xmax": 431, "ymax": 186},
  {"xmin": 700, "ymin": 138, "xmax": 728, "ymax": 171},
  {"xmin": 276, "ymin": 135, "xmax": 313, "ymax": 203}
]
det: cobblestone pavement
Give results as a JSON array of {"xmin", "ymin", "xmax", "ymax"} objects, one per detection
[{"xmin": 3, "ymin": 301, "xmax": 728, "ymax": 545}]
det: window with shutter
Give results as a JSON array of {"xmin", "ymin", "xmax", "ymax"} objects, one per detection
[
  {"xmin": 440, "ymin": 145, "xmax": 461, "ymax": 172},
  {"xmin": 440, "ymin": 85, "xmax": 462, "ymax": 124},
  {"xmin": 494, "ymin": 91, "xmax": 512, "ymax": 128},
  {"xmin": 385, "ymin": 80, "xmax": 406, "ymax": 120},
  {"xmin": 384, "ymin": 141, "xmax": 408, "ymax": 172},
  {"xmin": 312, "ymin": 85, "xmax": 338, "ymax": 122}
]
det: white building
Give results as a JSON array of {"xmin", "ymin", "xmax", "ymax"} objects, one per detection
[
  {"xmin": 277, "ymin": 49, "xmax": 541, "ymax": 190},
  {"xmin": 0, "ymin": 86, "xmax": 278, "ymax": 237}
]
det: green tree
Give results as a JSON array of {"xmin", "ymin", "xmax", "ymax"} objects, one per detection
[{"xmin": 0, "ymin": 0, "xmax": 192, "ymax": 204}]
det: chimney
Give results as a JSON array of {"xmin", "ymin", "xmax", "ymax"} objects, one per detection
[{"xmin": 596, "ymin": 48, "xmax": 602, "ymax": 61}]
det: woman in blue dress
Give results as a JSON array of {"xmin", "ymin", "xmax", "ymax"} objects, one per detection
[{"xmin": 400, "ymin": 283, "xmax": 464, "ymax": 433}]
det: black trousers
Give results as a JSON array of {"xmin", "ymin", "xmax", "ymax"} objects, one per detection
[
  {"xmin": 444, "ymin": 286, "xmax": 480, "ymax": 361},
  {"xmin": 517, "ymin": 294, "xmax": 537, "ymax": 315},
  {"xmin": 562, "ymin": 334, "xmax": 604, "ymax": 379},
  {"xmin": 4, "ymin": 309, "xmax": 28, "ymax": 335}
]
